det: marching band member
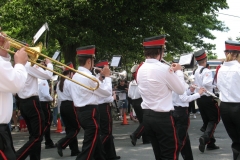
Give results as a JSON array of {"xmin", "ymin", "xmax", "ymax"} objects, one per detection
[
  {"xmin": 129, "ymin": 64, "xmax": 150, "ymax": 146},
  {"xmin": 172, "ymin": 74, "xmax": 205, "ymax": 160},
  {"xmin": 193, "ymin": 49, "xmax": 220, "ymax": 153},
  {"xmin": 137, "ymin": 35, "xmax": 185, "ymax": 160},
  {"xmin": 217, "ymin": 40, "xmax": 240, "ymax": 160},
  {"xmin": 16, "ymin": 58, "xmax": 53, "ymax": 160},
  {"xmin": 70, "ymin": 45, "xmax": 112, "ymax": 160},
  {"xmin": 95, "ymin": 60, "xmax": 121, "ymax": 160},
  {"xmin": 55, "ymin": 62, "xmax": 81, "ymax": 157},
  {"xmin": 38, "ymin": 78, "xmax": 55, "ymax": 149},
  {"xmin": 0, "ymin": 34, "xmax": 28, "ymax": 160}
]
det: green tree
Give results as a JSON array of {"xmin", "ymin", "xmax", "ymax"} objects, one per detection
[{"xmin": 0, "ymin": 0, "xmax": 228, "ymax": 67}]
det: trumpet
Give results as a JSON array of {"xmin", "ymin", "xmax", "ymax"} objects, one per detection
[
  {"xmin": 93, "ymin": 67, "xmax": 127, "ymax": 82},
  {"xmin": 0, "ymin": 33, "xmax": 99, "ymax": 91},
  {"xmin": 161, "ymin": 59, "xmax": 218, "ymax": 99}
]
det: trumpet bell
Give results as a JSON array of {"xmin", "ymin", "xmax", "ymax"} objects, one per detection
[{"xmin": 118, "ymin": 70, "xmax": 127, "ymax": 80}]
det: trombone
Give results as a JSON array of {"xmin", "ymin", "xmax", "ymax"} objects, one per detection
[{"xmin": 0, "ymin": 33, "xmax": 99, "ymax": 91}]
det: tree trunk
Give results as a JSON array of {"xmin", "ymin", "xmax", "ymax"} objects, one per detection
[{"xmin": 59, "ymin": 41, "xmax": 79, "ymax": 68}]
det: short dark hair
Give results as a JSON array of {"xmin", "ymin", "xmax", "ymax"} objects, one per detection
[
  {"xmin": 77, "ymin": 56, "xmax": 90, "ymax": 66},
  {"xmin": 198, "ymin": 58, "xmax": 207, "ymax": 65},
  {"xmin": 144, "ymin": 47, "xmax": 163, "ymax": 58}
]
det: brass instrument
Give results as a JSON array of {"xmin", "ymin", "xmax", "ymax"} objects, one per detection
[
  {"xmin": 161, "ymin": 59, "xmax": 218, "ymax": 99},
  {"xmin": 0, "ymin": 33, "xmax": 99, "ymax": 91},
  {"xmin": 93, "ymin": 67, "xmax": 127, "ymax": 82}
]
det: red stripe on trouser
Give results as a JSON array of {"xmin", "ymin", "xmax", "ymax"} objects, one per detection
[
  {"xmin": 17, "ymin": 100, "xmax": 42, "ymax": 160},
  {"xmin": 62, "ymin": 105, "xmax": 80, "ymax": 148},
  {"xmin": 136, "ymin": 126, "xmax": 144, "ymax": 138},
  {"xmin": 214, "ymin": 101, "xmax": 220, "ymax": 123},
  {"xmin": 73, "ymin": 104, "xmax": 81, "ymax": 128},
  {"xmin": 102, "ymin": 105, "xmax": 111, "ymax": 144},
  {"xmin": 0, "ymin": 150, "xmax": 7, "ymax": 160},
  {"xmin": 180, "ymin": 117, "xmax": 190, "ymax": 151},
  {"xmin": 87, "ymin": 108, "xmax": 98, "ymax": 160},
  {"xmin": 62, "ymin": 130, "xmax": 79, "ymax": 148},
  {"xmin": 170, "ymin": 115, "xmax": 178, "ymax": 160},
  {"xmin": 208, "ymin": 124, "xmax": 217, "ymax": 144},
  {"xmin": 43, "ymin": 103, "xmax": 51, "ymax": 133}
]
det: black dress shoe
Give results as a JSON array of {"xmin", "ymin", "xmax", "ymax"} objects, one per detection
[
  {"xmin": 200, "ymin": 126, "xmax": 206, "ymax": 132},
  {"xmin": 130, "ymin": 134, "xmax": 137, "ymax": 146},
  {"xmin": 199, "ymin": 137, "xmax": 206, "ymax": 153},
  {"xmin": 71, "ymin": 150, "xmax": 81, "ymax": 156},
  {"xmin": 45, "ymin": 143, "xmax": 56, "ymax": 149},
  {"xmin": 55, "ymin": 143, "xmax": 63, "ymax": 157},
  {"xmin": 207, "ymin": 144, "xmax": 220, "ymax": 150},
  {"xmin": 108, "ymin": 155, "xmax": 121, "ymax": 160}
]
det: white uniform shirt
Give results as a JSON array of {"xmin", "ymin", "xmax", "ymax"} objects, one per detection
[
  {"xmin": 217, "ymin": 60, "xmax": 240, "ymax": 102},
  {"xmin": 56, "ymin": 80, "xmax": 73, "ymax": 101},
  {"xmin": 128, "ymin": 80, "xmax": 141, "ymax": 100},
  {"xmin": 38, "ymin": 79, "xmax": 53, "ymax": 102},
  {"xmin": 0, "ymin": 55, "xmax": 27, "ymax": 123},
  {"xmin": 98, "ymin": 96, "xmax": 114, "ymax": 104},
  {"xmin": 194, "ymin": 65, "xmax": 214, "ymax": 97},
  {"xmin": 137, "ymin": 59, "xmax": 185, "ymax": 112},
  {"xmin": 70, "ymin": 67, "xmax": 112, "ymax": 107},
  {"xmin": 18, "ymin": 62, "xmax": 53, "ymax": 99},
  {"xmin": 96, "ymin": 76, "xmax": 114, "ymax": 104},
  {"xmin": 172, "ymin": 82, "xmax": 200, "ymax": 107}
]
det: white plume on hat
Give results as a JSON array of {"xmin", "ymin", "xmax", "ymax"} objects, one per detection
[{"xmin": 131, "ymin": 64, "xmax": 139, "ymax": 73}]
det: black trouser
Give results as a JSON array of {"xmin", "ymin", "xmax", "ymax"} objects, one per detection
[
  {"xmin": 173, "ymin": 107, "xmax": 193, "ymax": 160},
  {"xmin": 58, "ymin": 101, "xmax": 80, "ymax": 153},
  {"xmin": 131, "ymin": 98, "xmax": 148, "ymax": 142},
  {"xmin": 0, "ymin": 124, "xmax": 16, "ymax": 160},
  {"xmin": 16, "ymin": 96, "xmax": 45, "ymax": 160},
  {"xmin": 99, "ymin": 103, "xmax": 118, "ymax": 159},
  {"xmin": 40, "ymin": 101, "xmax": 53, "ymax": 146},
  {"xmin": 143, "ymin": 109, "xmax": 178, "ymax": 160},
  {"xmin": 196, "ymin": 96, "xmax": 220, "ymax": 144},
  {"xmin": 76, "ymin": 105, "xmax": 106, "ymax": 160},
  {"xmin": 188, "ymin": 101, "xmax": 196, "ymax": 114},
  {"xmin": 220, "ymin": 102, "xmax": 240, "ymax": 160}
]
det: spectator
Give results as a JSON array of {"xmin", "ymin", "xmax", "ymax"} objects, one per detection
[
  {"xmin": 117, "ymin": 79, "xmax": 128, "ymax": 120},
  {"xmin": 17, "ymin": 110, "xmax": 27, "ymax": 132}
]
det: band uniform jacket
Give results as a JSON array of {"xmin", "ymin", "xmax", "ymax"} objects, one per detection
[
  {"xmin": 0, "ymin": 55, "xmax": 27, "ymax": 123},
  {"xmin": 128, "ymin": 80, "xmax": 141, "ymax": 100},
  {"xmin": 137, "ymin": 59, "xmax": 185, "ymax": 112},
  {"xmin": 18, "ymin": 62, "xmax": 53, "ymax": 99},
  {"xmin": 194, "ymin": 65, "xmax": 214, "ymax": 97},
  {"xmin": 56, "ymin": 80, "xmax": 73, "ymax": 101},
  {"xmin": 38, "ymin": 79, "xmax": 53, "ymax": 102},
  {"xmin": 217, "ymin": 60, "xmax": 240, "ymax": 102},
  {"xmin": 70, "ymin": 67, "xmax": 112, "ymax": 107}
]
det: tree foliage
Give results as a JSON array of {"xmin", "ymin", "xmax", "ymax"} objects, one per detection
[{"xmin": 0, "ymin": 0, "xmax": 228, "ymax": 68}]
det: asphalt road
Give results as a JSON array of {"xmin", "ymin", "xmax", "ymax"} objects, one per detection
[{"xmin": 12, "ymin": 114, "xmax": 233, "ymax": 160}]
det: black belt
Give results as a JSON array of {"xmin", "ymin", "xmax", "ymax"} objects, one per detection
[
  {"xmin": 174, "ymin": 106, "xmax": 188, "ymax": 112},
  {"xmin": 0, "ymin": 124, "xmax": 8, "ymax": 132},
  {"xmin": 76, "ymin": 105, "xmax": 98, "ymax": 112},
  {"xmin": 143, "ymin": 109, "xmax": 173, "ymax": 117},
  {"xmin": 132, "ymin": 98, "xmax": 142, "ymax": 101},
  {"xmin": 40, "ymin": 101, "xmax": 52, "ymax": 103},
  {"xmin": 19, "ymin": 96, "xmax": 39, "ymax": 101},
  {"xmin": 99, "ymin": 103, "xmax": 110, "ymax": 106}
]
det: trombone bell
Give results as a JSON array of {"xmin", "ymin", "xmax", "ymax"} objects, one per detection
[{"xmin": 0, "ymin": 33, "xmax": 99, "ymax": 91}]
